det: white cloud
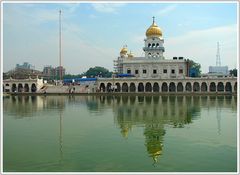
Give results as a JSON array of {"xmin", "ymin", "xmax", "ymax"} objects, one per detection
[
  {"xmin": 91, "ymin": 3, "xmax": 125, "ymax": 13},
  {"xmin": 156, "ymin": 4, "xmax": 178, "ymax": 16},
  {"xmin": 165, "ymin": 24, "xmax": 237, "ymax": 73}
]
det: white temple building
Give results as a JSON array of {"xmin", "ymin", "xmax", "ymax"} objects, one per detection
[{"xmin": 114, "ymin": 17, "xmax": 188, "ymax": 79}]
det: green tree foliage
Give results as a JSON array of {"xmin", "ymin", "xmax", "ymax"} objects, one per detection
[
  {"xmin": 85, "ymin": 66, "xmax": 112, "ymax": 78},
  {"xmin": 229, "ymin": 68, "xmax": 237, "ymax": 77},
  {"xmin": 186, "ymin": 59, "xmax": 202, "ymax": 76},
  {"xmin": 63, "ymin": 74, "xmax": 83, "ymax": 79}
]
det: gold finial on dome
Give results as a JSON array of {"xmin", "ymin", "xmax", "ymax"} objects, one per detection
[
  {"xmin": 120, "ymin": 45, "xmax": 128, "ymax": 54},
  {"xmin": 146, "ymin": 16, "xmax": 162, "ymax": 37}
]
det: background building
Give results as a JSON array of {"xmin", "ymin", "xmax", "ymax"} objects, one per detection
[
  {"xmin": 55, "ymin": 66, "xmax": 66, "ymax": 80},
  {"xmin": 43, "ymin": 66, "xmax": 55, "ymax": 79},
  {"xmin": 42, "ymin": 65, "xmax": 65, "ymax": 80},
  {"xmin": 16, "ymin": 62, "xmax": 35, "ymax": 70},
  {"xmin": 209, "ymin": 66, "xmax": 229, "ymax": 75}
]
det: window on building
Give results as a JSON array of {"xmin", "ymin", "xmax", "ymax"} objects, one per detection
[
  {"xmin": 153, "ymin": 69, "xmax": 157, "ymax": 74},
  {"xmin": 135, "ymin": 70, "xmax": 139, "ymax": 74},
  {"xmin": 148, "ymin": 43, "xmax": 151, "ymax": 47},
  {"xmin": 171, "ymin": 69, "xmax": 175, "ymax": 74},
  {"xmin": 127, "ymin": 69, "xmax": 131, "ymax": 74},
  {"xmin": 179, "ymin": 69, "xmax": 183, "ymax": 74},
  {"xmin": 163, "ymin": 69, "xmax": 167, "ymax": 73},
  {"xmin": 143, "ymin": 69, "xmax": 147, "ymax": 74}
]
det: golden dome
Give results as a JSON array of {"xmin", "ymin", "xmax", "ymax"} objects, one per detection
[
  {"xmin": 120, "ymin": 46, "xmax": 128, "ymax": 54},
  {"xmin": 146, "ymin": 17, "xmax": 162, "ymax": 37},
  {"xmin": 128, "ymin": 51, "xmax": 134, "ymax": 58}
]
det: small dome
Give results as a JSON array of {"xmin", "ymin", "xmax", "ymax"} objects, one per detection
[
  {"xmin": 120, "ymin": 46, "xmax": 128, "ymax": 54},
  {"xmin": 146, "ymin": 17, "xmax": 162, "ymax": 37},
  {"xmin": 128, "ymin": 51, "xmax": 134, "ymax": 58}
]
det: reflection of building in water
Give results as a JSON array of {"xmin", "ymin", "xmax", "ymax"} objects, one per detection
[
  {"xmin": 3, "ymin": 96, "xmax": 66, "ymax": 118},
  {"xmin": 106, "ymin": 95, "xmax": 237, "ymax": 164},
  {"xmin": 42, "ymin": 96, "xmax": 66, "ymax": 110},
  {"xmin": 114, "ymin": 96, "xmax": 200, "ymax": 128},
  {"xmin": 112, "ymin": 96, "xmax": 201, "ymax": 164},
  {"xmin": 144, "ymin": 123, "xmax": 165, "ymax": 164},
  {"xmin": 3, "ymin": 96, "xmax": 43, "ymax": 118}
]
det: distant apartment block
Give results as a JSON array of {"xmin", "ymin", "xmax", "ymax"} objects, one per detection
[
  {"xmin": 43, "ymin": 66, "xmax": 55, "ymax": 79},
  {"xmin": 43, "ymin": 65, "xmax": 65, "ymax": 80},
  {"xmin": 55, "ymin": 66, "xmax": 66, "ymax": 79},
  {"xmin": 16, "ymin": 62, "xmax": 35, "ymax": 70}
]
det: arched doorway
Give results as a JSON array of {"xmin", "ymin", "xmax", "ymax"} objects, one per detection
[
  {"xmin": 169, "ymin": 82, "xmax": 176, "ymax": 92},
  {"xmin": 12, "ymin": 84, "xmax": 17, "ymax": 92},
  {"xmin": 24, "ymin": 84, "xmax": 29, "ymax": 92},
  {"xmin": 107, "ymin": 83, "xmax": 112, "ymax": 92},
  {"xmin": 5, "ymin": 84, "xmax": 10, "ymax": 92},
  {"xmin": 210, "ymin": 82, "xmax": 216, "ymax": 92},
  {"xmin": 145, "ymin": 82, "xmax": 152, "ymax": 92},
  {"xmin": 217, "ymin": 82, "xmax": 224, "ymax": 92},
  {"xmin": 162, "ymin": 82, "xmax": 168, "ymax": 92},
  {"xmin": 201, "ymin": 82, "xmax": 207, "ymax": 92},
  {"xmin": 122, "ymin": 83, "xmax": 128, "ymax": 92},
  {"xmin": 177, "ymin": 82, "xmax": 183, "ymax": 92},
  {"xmin": 185, "ymin": 82, "xmax": 192, "ymax": 92},
  {"xmin": 193, "ymin": 82, "xmax": 200, "ymax": 92},
  {"xmin": 100, "ymin": 83, "xmax": 105, "ymax": 92},
  {"xmin": 31, "ymin": 83, "xmax": 37, "ymax": 92},
  {"xmin": 130, "ymin": 83, "xmax": 136, "ymax": 92},
  {"xmin": 153, "ymin": 82, "xmax": 159, "ymax": 92},
  {"xmin": 18, "ymin": 84, "xmax": 23, "ymax": 92},
  {"xmin": 225, "ymin": 82, "xmax": 232, "ymax": 92},
  {"xmin": 115, "ymin": 83, "xmax": 121, "ymax": 92},
  {"xmin": 138, "ymin": 83, "xmax": 144, "ymax": 92}
]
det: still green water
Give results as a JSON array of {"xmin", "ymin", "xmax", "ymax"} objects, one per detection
[{"xmin": 3, "ymin": 95, "xmax": 237, "ymax": 172}]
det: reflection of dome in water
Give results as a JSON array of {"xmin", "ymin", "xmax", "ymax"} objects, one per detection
[
  {"xmin": 146, "ymin": 141, "xmax": 163, "ymax": 163},
  {"xmin": 119, "ymin": 123, "xmax": 132, "ymax": 138},
  {"xmin": 144, "ymin": 124, "xmax": 165, "ymax": 164},
  {"xmin": 121, "ymin": 127, "xmax": 129, "ymax": 138}
]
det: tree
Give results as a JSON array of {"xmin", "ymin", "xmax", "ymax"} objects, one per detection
[
  {"xmin": 186, "ymin": 59, "xmax": 202, "ymax": 77},
  {"xmin": 229, "ymin": 68, "xmax": 237, "ymax": 77},
  {"xmin": 63, "ymin": 74, "xmax": 83, "ymax": 79},
  {"xmin": 85, "ymin": 66, "xmax": 112, "ymax": 78}
]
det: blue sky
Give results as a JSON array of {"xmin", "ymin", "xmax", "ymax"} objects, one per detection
[{"xmin": 3, "ymin": 2, "xmax": 238, "ymax": 74}]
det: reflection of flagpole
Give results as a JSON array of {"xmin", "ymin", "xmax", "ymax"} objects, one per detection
[{"xmin": 59, "ymin": 110, "xmax": 63, "ymax": 163}]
